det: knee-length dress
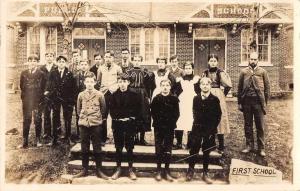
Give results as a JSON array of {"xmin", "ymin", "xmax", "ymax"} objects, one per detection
[
  {"xmin": 176, "ymin": 75, "xmax": 200, "ymax": 132},
  {"xmin": 202, "ymin": 68, "xmax": 232, "ymax": 134}
]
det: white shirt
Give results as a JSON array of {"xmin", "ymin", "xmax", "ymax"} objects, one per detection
[
  {"xmin": 201, "ymin": 91, "xmax": 210, "ymax": 100},
  {"xmin": 46, "ymin": 63, "xmax": 53, "ymax": 72}
]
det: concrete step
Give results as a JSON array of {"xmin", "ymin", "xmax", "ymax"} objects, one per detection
[
  {"xmin": 70, "ymin": 143, "xmax": 222, "ymax": 163},
  {"xmin": 68, "ymin": 160, "xmax": 223, "ymax": 172},
  {"xmin": 61, "ymin": 174, "xmax": 228, "ymax": 184}
]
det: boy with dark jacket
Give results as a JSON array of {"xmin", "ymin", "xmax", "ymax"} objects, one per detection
[
  {"xmin": 110, "ymin": 73, "xmax": 140, "ymax": 180},
  {"xmin": 150, "ymin": 79, "xmax": 180, "ymax": 182},
  {"xmin": 18, "ymin": 54, "xmax": 46, "ymax": 149},
  {"xmin": 44, "ymin": 55, "xmax": 76, "ymax": 145},
  {"xmin": 73, "ymin": 72, "xmax": 108, "ymax": 179},
  {"xmin": 186, "ymin": 77, "xmax": 222, "ymax": 184}
]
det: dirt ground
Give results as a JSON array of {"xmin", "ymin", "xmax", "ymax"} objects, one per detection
[{"xmin": 5, "ymin": 92, "xmax": 293, "ymax": 184}]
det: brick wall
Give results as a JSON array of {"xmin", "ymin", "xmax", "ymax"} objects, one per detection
[
  {"xmin": 106, "ymin": 25, "xmax": 129, "ymax": 64},
  {"xmin": 14, "ymin": 30, "xmax": 28, "ymax": 89},
  {"xmin": 176, "ymin": 25, "xmax": 193, "ymax": 65}
]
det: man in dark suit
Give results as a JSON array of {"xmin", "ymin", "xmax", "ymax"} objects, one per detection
[
  {"xmin": 238, "ymin": 52, "xmax": 270, "ymax": 157},
  {"xmin": 45, "ymin": 55, "xmax": 76, "ymax": 146},
  {"xmin": 40, "ymin": 52, "xmax": 57, "ymax": 139},
  {"xmin": 110, "ymin": 73, "xmax": 141, "ymax": 180},
  {"xmin": 90, "ymin": 53, "xmax": 103, "ymax": 78},
  {"xmin": 186, "ymin": 77, "xmax": 222, "ymax": 184},
  {"xmin": 18, "ymin": 54, "xmax": 46, "ymax": 149}
]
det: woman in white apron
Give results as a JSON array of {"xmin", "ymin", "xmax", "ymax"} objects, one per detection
[{"xmin": 176, "ymin": 61, "xmax": 200, "ymax": 149}]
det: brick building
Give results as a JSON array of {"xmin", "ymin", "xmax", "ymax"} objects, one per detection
[{"xmin": 6, "ymin": 2, "xmax": 293, "ymax": 93}]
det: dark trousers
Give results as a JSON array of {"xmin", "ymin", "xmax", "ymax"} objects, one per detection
[
  {"xmin": 154, "ymin": 128, "xmax": 174, "ymax": 169},
  {"xmin": 22, "ymin": 101, "xmax": 42, "ymax": 143},
  {"xmin": 174, "ymin": 130, "xmax": 183, "ymax": 145},
  {"xmin": 80, "ymin": 125, "xmax": 103, "ymax": 169},
  {"xmin": 112, "ymin": 120, "xmax": 135, "ymax": 167},
  {"xmin": 43, "ymin": 99, "xmax": 52, "ymax": 137},
  {"xmin": 188, "ymin": 134, "xmax": 215, "ymax": 173},
  {"xmin": 52, "ymin": 101, "xmax": 73, "ymax": 142},
  {"xmin": 103, "ymin": 91, "xmax": 112, "ymax": 143},
  {"xmin": 242, "ymin": 96, "xmax": 265, "ymax": 150}
]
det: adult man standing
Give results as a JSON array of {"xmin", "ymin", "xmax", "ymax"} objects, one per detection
[
  {"xmin": 69, "ymin": 49, "xmax": 81, "ymax": 75},
  {"xmin": 97, "ymin": 50, "xmax": 122, "ymax": 145},
  {"xmin": 119, "ymin": 48, "xmax": 132, "ymax": 73},
  {"xmin": 90, "ymin": 53, "xmax": 103, "ymax": 78},
  {"xmin": 237, "ymin": 52, "xmax": 270, "ymax": 157}
]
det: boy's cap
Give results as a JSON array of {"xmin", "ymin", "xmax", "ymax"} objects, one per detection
[{"xmin": 56, "ymin": 55, "xmax": 68, "ymax": 62}]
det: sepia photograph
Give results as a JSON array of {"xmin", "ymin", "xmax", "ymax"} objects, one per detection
[{"xmin": 2, "ymin": 0, "xmax": 298, "ymax": 190}]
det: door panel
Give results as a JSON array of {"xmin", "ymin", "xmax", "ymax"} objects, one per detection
[
  {"xmin": 194, "ymin": 40, "xmax": 225, "ymax": 76},
  {"xmin": 73, "ymin": 39, "xmax": 105, "ymax": 65}
]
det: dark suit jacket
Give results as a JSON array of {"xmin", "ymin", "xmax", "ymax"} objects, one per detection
[
  {"xmin": 192, "ymin": 93, "xmax": 222, "ymax": 136},
  {"xmin": 90, "ymin": 64, "xmax": 99, "ymax": 78},
  {"xmin": 150, "ymin": 93, "xmax": 180, "ymax": 130},
  {"xmin": 109, "ymin": 89, "xmax": 140, "ymax": 129},
  {"xmin": 20, "ymin": 68, "xmax": 46, "ymax": 107},
  {"xmin": 45, "ymin": 67, "xmax": 76, "ymax": 104}
]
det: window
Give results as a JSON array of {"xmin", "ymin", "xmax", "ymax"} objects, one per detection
[
  {"xmin": 241, "ymin": 29, "xmax": 271, "ymax": 65},
  {"xmin": 129, "ymin": 27, "xmax": 170, "ymax": 64},
  {"xmin": 45, "ymin": 27, "xmax": 57, "ymax": 54},
  {"xmin": 28, "ymin": 26, "xmax": 40, "ymax": 55}
]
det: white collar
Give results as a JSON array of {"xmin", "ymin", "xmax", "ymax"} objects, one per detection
[{"xmin": 201, "ymin": 91, "xmax": 210, "ymax": 99}]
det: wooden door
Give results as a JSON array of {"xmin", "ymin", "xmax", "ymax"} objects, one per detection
[
  {"xmin": 194, "ymin": 40, "xmax": 225, "ymax": 76},
  {"xmin": 73, "ymin": 39, "xmax": 105, "ymax": 65}
]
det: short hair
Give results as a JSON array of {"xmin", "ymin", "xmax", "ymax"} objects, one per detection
[
  {"xmin": 132, "ymin": 55, "xmax": 143, "ymax": 62},
  {"xmin": 183, "ymin": 61, "xmax": 194, "ymax": 69},
  {"xmin": 160, "ymin": 79, "xmax": 171, "ymax": 86},
  {"xmin": 56, "ymin": 55, "xmax": 68, "ymax": 62},
  {"xmin": 121, "ymin": 48, "xmax": 130, "ymax": 53},
  {"xmin": 104, "ymin": 50, "xmax": 114, "ymax": 57},
  {"xmin": 117, "ymin": 73, "xmax": 130, "ymax": 81},
  {"xmin": 28, "ymin": 54, "xmax": 39, "ymax": 61},
  {"xmin": 72, "ymin": 49, "xmax": 80, "ymax": 55},
  {"xmin": 80, "ymin": 59, "xmax": 89, "ymax": 64},
  {"xmin": 94, "ymin": 53, "xmax": 102, "ymax": 59},
  {"xmin": 169, "ymin": 55, "xmax": 178, "ymax": 62},
  {"xmin": 200, "ymin": 77, "xmax": 212, "ymax": 85},
  {"xmin": 208, "ymin": 54, "xmax": 219, "ymax": 62},
  {"xmin": 45, "ymin": 52, "xmax": 55, "ymax": 56},
  {"xmin": 156, "ymin": 56, "xmax": 167, "ymax": 64},
  {"xmin": 84, "ymin": 72, "xmax": 96, "ymax": 81}
]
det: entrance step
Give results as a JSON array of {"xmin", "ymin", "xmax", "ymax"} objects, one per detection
[{"xmin": 70, "ymin": 143, "xmax": 222, "ymax": 164}]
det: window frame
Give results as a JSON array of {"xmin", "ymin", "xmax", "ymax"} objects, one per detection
[
  {"xmin": 240, "ymin": 28, "xmax": 272, "ymax": 66},
  {"xmin": 129, "ymin": 27, "xmax": 170, "ymax": 65}
]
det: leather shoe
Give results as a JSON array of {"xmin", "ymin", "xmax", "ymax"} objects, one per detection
[
  {"xmin": 128, "ymin": 168, "xmax": 137, "ymax": 180},
  {"xmin": 202, "ymin": 173, "xmax": 213, "ymax": 184},
  {"xmin": 111, "ymin": 167, "xmax": 121, "ymax": 180},
  {"xmin": 259, "ymin": 150, "xmax": 266, "ymax": 157},
  {"xmin": 96, "ymin": 169, "xmax": 109, "ymax": 180},
  {"xmin": 155, "ymin": 170, "xmax": 162, "ymax": 181},
  {"xmin": 165, "ymin": 171, "xmax": 174, "ymax": 182},
  {"xmin": 241, "ymin": 146, "xmax": 252, "ymax": 153},
  {"xmin": 139, "ymin": 139, "xmax": 149, "ymax": 146},
  {"xmin": 185, "ymin": 168, "xmax": 194, "ymax": 181},
  {"xmin": 73, "ymin": 169, "xmax": 88, "ymax": 178}
]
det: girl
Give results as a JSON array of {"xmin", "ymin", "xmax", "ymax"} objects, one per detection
[{"xmin": 202, "ymin": 54, "xmax": 232, "ymax": 154}]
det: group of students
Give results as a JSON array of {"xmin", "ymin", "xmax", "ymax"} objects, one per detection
[{"xmin": 19, "ymin": 48, "xmax": 233, "ymax": 183}]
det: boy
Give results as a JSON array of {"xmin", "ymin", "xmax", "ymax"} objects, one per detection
[
  {"xmin": 74, "ymin": 59, "xmax": 90, "ymax": 137},
  {"xmin": 40, "ymin": 52, "xmax": 57, "ymax": 139},
  {"xmin": 74, "ymin": 72, "xmax": 108, "ymax": 179},
  {"xmin": 45, "ymin": 55, "xmax": 76, "ymax": 146},
  {"xmin": 18, "ymin": 54, "xmax": 46, "ymax": 148},
  {"xmin": 150, "ymin": 79, "xmax": 180, "ymax": 182},
  {"xmin": 186, "ymin": 77, "xmax": 222, "ymax": 184},
  {"xmin": 90, "ymin": 53, "xmax": 103, "ymax": 78},
  {"xmin": 69, "ymin": 49, "xmax": 81, "ymax": 75},
  {"xmin": 97, "ymin": 50, "xmax": 122, "ymax": 145},
  {"xmin": 119, "ymin": 48, "xmax": 132, "ymax": 73},
  {"xmin": 128, "ymin": 55, "xmax": 155, "ymax": 146},
  {"xmin": 110, "ymin": 73, "xmax": 140, "ymax": 180}
]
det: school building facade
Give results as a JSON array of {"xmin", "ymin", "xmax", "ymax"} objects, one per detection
[{"xmin": 6, "ymin": 2, "xmax": 293, "ymax": 94}]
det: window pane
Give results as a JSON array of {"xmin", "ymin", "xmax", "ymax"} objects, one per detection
[
  {"xmin": 29, "ymin": 26, "xmax": 40, "ymax": 55},
  {"xmin": 46, "ymin": 27, "xmax": 57, "ymax": 53}
]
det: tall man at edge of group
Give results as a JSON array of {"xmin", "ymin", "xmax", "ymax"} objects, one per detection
[{"xmin": 237, "ymin": 52, "xmax": 270, "ymax": 157}]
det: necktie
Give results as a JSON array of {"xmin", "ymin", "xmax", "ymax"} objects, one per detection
[{"xmin": 60, "ymin": 71, "xmax": 62, "ymax": 78}]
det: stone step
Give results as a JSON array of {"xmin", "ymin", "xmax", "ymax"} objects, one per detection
[
  {"xmin": 68, "ymin": 160, "xmax": 223, "ymax": 172},
  {"xmin": 61, "ymin": 174, "xmax": 228, "ymax": 184},
  {"xmin": 70, "ymin": 143, "xmax": 222, "ymax": 163}
]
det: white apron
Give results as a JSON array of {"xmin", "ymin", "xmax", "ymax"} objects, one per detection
[{"xmin": 151, "ymin": 70, "xmax": 170, "ymax": 100}]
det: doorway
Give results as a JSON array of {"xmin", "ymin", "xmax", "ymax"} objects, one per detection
[{"xmin": 194, "ymin": 40, "xmax": 225, "ymax": 75}]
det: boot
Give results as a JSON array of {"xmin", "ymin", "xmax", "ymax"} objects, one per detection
[
  {"xmin": 111, "ymin": 166, "xmax": 122, "ymax": 180},
  {"xmin": 185, "ymin": 168, "xmax": 194, "ymax": 181},
  {"xmin": 35, "ymin": 137, "xmax": 42, "ymax": 147},
  {"xmin": 202, "ymin": 172, "xmax": 213, "ymax": 184},
  {"xmin": 74, "ymin": 153, "xmax": 89, "ymax": 178},
  {"xmin": 95, "ymin": 153, "xmax": 109, "ymax": 180},
  {"xmin": 18, "ymin": 138, "xmax": 28, "ymax": 149},
  {"xmin": 155, "ymin": 169, "xmax": 162, "ymax": 181},
  {"xmin": 128, "ymin": 167, "xmax": 137, "ymax": 180},
  {"xmin": 165, "ymin": 169, "xmax": 174, "ymax": 182}
]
